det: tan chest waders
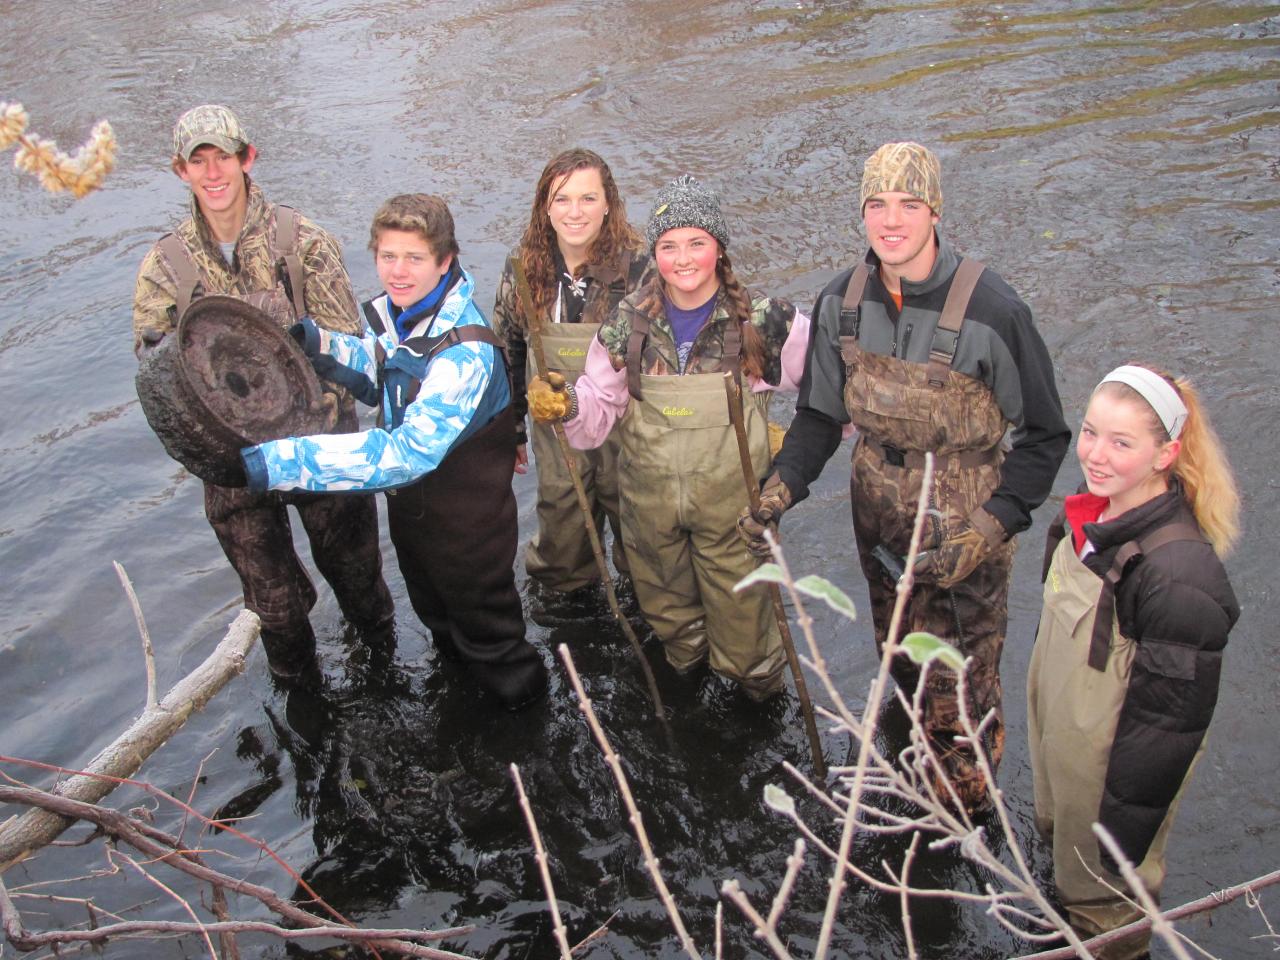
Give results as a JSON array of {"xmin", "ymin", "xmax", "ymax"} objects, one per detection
[
  {"xmin": 616, "ymin": 370, "xmax": 783, "ymax": 699},
  {"xmin": 1027, "ymin": 535, "xmax": 1202, "ymax": 957},
  {"xmin": 525, "ymin": 320, "xmax": 629, "ymax": 591}
]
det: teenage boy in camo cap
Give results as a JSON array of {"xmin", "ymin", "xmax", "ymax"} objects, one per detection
[
  {"xmin": 742, "ymin": 142, "xmax": 1069, "ymax": 811},
  {"xmin": 133, "ymin": 104, "xmax": 393, "ymax": 677}
]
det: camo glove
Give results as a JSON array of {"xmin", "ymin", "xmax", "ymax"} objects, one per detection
[
  {"xmin": 528, "ymin": 372, "xmax": 578, "ymax": 423},
  {"xmin": 913, "ymin": 507, "xmax": 1007, "ymax": 588},
  {"xmin": 737, "ymin": 473, "xmax": 793, "ymax": 559}
]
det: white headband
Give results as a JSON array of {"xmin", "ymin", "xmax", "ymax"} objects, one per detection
[{"xmin": 1098, "ymin": 365, "xmax": 1188, "ymax": 440}]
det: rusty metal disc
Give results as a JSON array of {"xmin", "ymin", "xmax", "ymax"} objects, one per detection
[{"xmin": 136, "ymin": 296, "xmax": 327, "ymax": 487}]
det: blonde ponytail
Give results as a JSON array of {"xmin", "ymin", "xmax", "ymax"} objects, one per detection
[{"xmin": 1167, "ymin": 374, "xmax": 1240, "ymax": 556}]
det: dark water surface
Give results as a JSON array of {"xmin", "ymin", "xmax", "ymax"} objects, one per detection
[{"xmin": 2, "ymin": 2, "xmax": 1277, "ymax": 957}]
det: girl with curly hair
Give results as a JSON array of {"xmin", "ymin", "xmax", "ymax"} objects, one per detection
[{"xmin": 491, "ymin": 148, "xmax": 651, "ymax": 600}]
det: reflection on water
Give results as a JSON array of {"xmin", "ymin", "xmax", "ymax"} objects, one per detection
[{"xmin": 1, "ymin": 0, "xmax": 1277, "ymax": 957}]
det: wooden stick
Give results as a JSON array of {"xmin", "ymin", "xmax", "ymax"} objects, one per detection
[
  {"xmin": 509, "ymin": 763, "xmax": 573, "ymax": 959},
  {"xmin": 0, "ymin": 610, "xmax": 259, "ymax": 870},
  {"xmin": 0, "ymin": 788, "xmax": 475, "ymax": 959},
  {"xmin": 557, "ymin": 644, "xmax": 699, "ymax": 959},
  {"xmin": 113, "ymin": 562, "xmax": 157, "ymax": 711},
  {"xmin": 723, "ymin": 372, "xmax": 826, "ymax": 780},
  {"xmin": 510, "ymin": 260, "xmax": 668, "ymax": 733},
  {"xmin": 814, "ymin": 454, "xmax": 935, "ymax": 958}
]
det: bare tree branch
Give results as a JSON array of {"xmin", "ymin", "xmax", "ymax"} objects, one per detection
[
  {"xmin": 510, "ymin": 763, "xmax": 572, "ymax": 959},
  {"xmin": 113, "ymin": 561, "xmax": 158, "ymax": 711},
  {"xmin": 557, "ymin": 645, "xmax": 700, "ymax": 960},
  {"xmin": 0, "ymin": 786, "xmax": 476, "ymax": 959},
  {"xmin": 0, "ymin": 610, "xmax": 260, "ymax": 870}
]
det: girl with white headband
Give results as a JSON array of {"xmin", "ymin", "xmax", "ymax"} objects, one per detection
[{"xmin": 1027, "ymin": 363, "xmax": 1240, "ymax": 958}]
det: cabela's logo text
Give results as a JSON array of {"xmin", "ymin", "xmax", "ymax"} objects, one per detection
[
  {"xmin": 662, "ymin": 405, "xmax": 695, "ymax": 417},
  {"xmin": 556, "ymin": 346, "xmax": 587, "ymax": 358}
]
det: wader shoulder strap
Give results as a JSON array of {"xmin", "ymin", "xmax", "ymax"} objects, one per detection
[
  {"xmin": 927, "ymin": 258, "xmax": 984, "ymax": 387},
  {"xmin": 720, "ymin": 291, "xmax": 743, "ymax": 382},
  {"xmin": 271, "ymin": 205, "xmax": 307, "ymax": 319},
  {"xmin": 362, "ymin": 299, "xmax": 387, "ymax": 336},
  {"xmin": 1088, "ymin": 521, "xmax": 1208, "ymax": 671},
  {"xmin": 1041, "ymin": 506, "xmax": 1068, "ymax": 582},
  {"xmin": 157, "ymin": 233, "xmax": 202, "ymax": 320},
  {"xmin": 626, "ymin": 309, "xmax": 651, "ymax": 401},
  {"xmin": 838, "ymin": 264, "xmax": 871, "ymax": 364},
  {"xmin": 398, "ymin": 325, "xmax": 509, "ymax": 408}
]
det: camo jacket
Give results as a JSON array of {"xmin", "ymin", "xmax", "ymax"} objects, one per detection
[
  {"xmin": 490, "ymin": 245, "xmax": 652, "ymax": 440},
  {"xmin": 599, "ymin": 274, "xmax": 797, "ymax": 384},
  {"xmin": 132, "ymin": 177, "xmax": 362, "ymax": 352}
]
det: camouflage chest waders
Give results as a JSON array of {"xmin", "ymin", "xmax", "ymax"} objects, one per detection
[
  {"xmin": 1027, "ymin": 536, "xmax": 1200, "ymax": 959},
  {"xmin": 840, "ymin": 261, "xmax": 1012, "ymax": 809},
  {"xmin": 157, "ymin": 214, "xmax": 392, "ymax": 670},
  {"xmin": 618, "ymin": 313, "xmax": 784, "ymax": 700},
  {"xmin": 524, "ymin": 320, "xmax": 629, "ymax": 592}
]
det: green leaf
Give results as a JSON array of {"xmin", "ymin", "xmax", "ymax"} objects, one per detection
[
  {"xmin": 794, "ymin": 575, "xmax": 857, "ymax": 621},
  {"xmin": 899, "ymin": 632, "xmax": 965, "ymax": 671},
  {"xmin": 735, "ymin": 564, "xmax": 785, "ymax": 591},
  {"xmin": 763, "ymin": 783, "xmax": 796, "ymax": 816}
]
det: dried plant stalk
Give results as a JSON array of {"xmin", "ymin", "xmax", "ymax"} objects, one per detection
[
  {"xmin": 557, "ymin": 644, "xmax": 700, "ymax": 960},
  {"xmin": 2, "ymin": 102, "xmax": 116, "ymax": 197}
]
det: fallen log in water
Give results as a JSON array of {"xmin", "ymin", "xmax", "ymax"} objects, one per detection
[{"xmin": 0, "ymin": 609, "xmax": 260, "ymax": 871}]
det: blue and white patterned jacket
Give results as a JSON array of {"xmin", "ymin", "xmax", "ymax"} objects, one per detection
[{"xmin": 242, "ymin": 268, "xmax": 511, "ymax": 493}]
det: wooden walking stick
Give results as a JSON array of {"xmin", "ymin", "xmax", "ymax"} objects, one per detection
[
  {"xmin": 510, "ymin": 260, "xmax": 669, "ymax": 730},
  {"xmin": 723, "ymin": 373, "xmax": 827, "ymax": 780}
]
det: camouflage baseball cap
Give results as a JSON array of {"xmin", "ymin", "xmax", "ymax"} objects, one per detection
[
  {"xmin": 172, "ymin": 105, "xmax": 249, "ymax": 161},
  {"xmin": 860, "ymin": 142, "xmax": 943, "ymax": 216}
]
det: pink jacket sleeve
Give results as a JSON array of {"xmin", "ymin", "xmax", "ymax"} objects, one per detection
[
  {"xmin": 752, "ymin": 309, "xmax": 810, "ymax": 395},
  {"xmin": 562, "ymin": 337, "xmax": 629, "ymax": 450}
]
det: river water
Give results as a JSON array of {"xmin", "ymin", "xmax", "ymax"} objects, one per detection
[{"xmin": 2, "ymin": 1, "xmax": 1277, "ymax": 957}]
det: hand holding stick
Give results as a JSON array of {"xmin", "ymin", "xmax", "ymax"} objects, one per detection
[{"xmin": 723, "ymin": 372, "xmax": 826, "ymax": 780}]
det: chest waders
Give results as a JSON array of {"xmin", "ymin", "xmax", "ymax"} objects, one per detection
[
  {"xmin": 522, "ymin": 275, "xmax": 630, "ymax": 592},
  {"xmin": 1027, "ymin": 535, "xmax": 1204, "ymax": 959},
  {"xmin": 159, "ymin": 210, "xmax": 391, "ymax": 672},
  {"xmin": 617, "ymin": 310, "xmax": 784, "ymax": 700},
  {"xmin": 839, "ymin": 260, "xmax": 1012, "ymax": 810},
  {"xmin": 370, "ymin": 318, "xmax": 547, "ymax": 709}
]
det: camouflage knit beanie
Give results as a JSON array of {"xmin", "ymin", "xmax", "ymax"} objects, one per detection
[
  {"xmin": 859, "ymin": 142, "xmax": 943, "ymax": 216},
  {"xmin": 645, "ymin": 174, "xmax": 730, "ymax": 250}
]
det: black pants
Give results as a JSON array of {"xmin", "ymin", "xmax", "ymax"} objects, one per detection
[{"xmin": 386, "ymin": 407, "xmax": 545, "ymax": 707}]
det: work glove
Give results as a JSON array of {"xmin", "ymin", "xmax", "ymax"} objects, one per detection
[
  {"xmin": 737, "ymin": 473, "xmax": 792, "ymax": 559},
  {"xmin": 527, "ymin": 372, "xmax": 577, "ymax": 423},
  {"xmin": 288, "ymin": 318, "xmax": 321, "ymax": 356},
  {"xmin": 912, "ymin": 507, "xmax": 1007, "ymax": 589}
]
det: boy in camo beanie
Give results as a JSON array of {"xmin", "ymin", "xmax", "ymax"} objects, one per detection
[
  {"xmin": 859, "ymin": 141, "xmax": 943, "ymax": 216},
  {"xmin": 645, "ymin": 174, "xmax": 730, "ymax": 250}
]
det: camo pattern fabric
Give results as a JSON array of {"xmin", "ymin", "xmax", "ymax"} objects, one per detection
[
  {"xmin": 132, "ymin": 177, "xmax": 362, "ymax": 351},
  {"xmin": 844, "ymin": 339, "xmax": 1013, "ymax": 812},
  {"xmin": 859, "ymin": 141, "xmax": 944, "ymax": 215},
  {"xmin": 599, "ymin": 275, "xmax": 796, "ymax": 383},
  {"xmin": 491, "ymin": 248, "xmax": 654, "ymax": 426},
  {"xmin": 491, "ymin": 247, "xmax": 653, "ymax": 342}
]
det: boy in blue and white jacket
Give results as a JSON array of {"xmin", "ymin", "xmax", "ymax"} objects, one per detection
[{"xmin": 242, "ymin": 194, "xmax": 547, "ymax": 710}]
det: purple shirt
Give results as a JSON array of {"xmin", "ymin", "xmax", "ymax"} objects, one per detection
[{"xmin": 664, "ymin": 289, "xmax": 719, "ymax": 372}]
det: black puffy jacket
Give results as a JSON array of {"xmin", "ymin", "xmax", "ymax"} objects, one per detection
[{"xmin": 1050, "ymin": 484, "xmax": 1239, "ymax": 867}]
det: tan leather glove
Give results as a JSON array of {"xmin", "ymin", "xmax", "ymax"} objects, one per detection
[
  {"xmin": 528, "ymin": 372, "xmax": 576, "ymax": 423},
  {"xmin": 913, "ymin": 507, "xmax": 1007, "ymax": 588},
  {"xmin": 736, "ymin": 473, "xmax": 793, "ymax": 559}
]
